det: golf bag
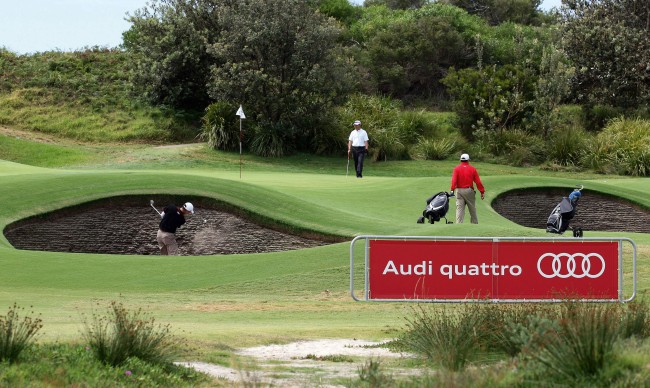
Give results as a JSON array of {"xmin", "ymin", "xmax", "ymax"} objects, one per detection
[
  {"xmin": 417, "ymin": 191, "xmax": 455, "ymax": 224},
  {"xmin": 546, "ymin": 187, "xmax": 583, "ymax": 237}
]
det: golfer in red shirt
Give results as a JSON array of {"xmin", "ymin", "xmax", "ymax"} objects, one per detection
[{"xmin": 450, "ymin": 153, "xmax": 485, "ymax": 224}]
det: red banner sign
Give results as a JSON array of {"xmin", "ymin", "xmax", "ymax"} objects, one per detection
[{"xmin": 368, "ymin": 240, "xmax": 619, "ymax": 300}]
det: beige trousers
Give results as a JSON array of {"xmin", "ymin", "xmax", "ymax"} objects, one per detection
[
  {"xmin": 455, "ymin": 188, "xmax": 478, "ymax": 224},
  {"xmin": 156, "ymin": 229, "xmax": 178, "ymax": 255}
]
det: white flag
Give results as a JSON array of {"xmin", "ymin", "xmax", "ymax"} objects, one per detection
[{"xmin": 236, "ymin": 105, "xmax": 246, "ymax": 119}]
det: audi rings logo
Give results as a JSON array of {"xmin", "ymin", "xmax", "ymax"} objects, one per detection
[{"xmin": 537, "ymin": 253, "xmax": 606, "ymax": 279}]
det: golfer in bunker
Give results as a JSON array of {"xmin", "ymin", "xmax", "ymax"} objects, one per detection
[{"xmin": 157, "ymin": 202, "xmax": 194, "ymax": 255}]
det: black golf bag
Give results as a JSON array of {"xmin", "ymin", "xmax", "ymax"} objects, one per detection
[
  {"xmin": 417, "ymin": 191, "xmax": 455, "ymax": 224},
  {"xmin": 546, "ymin": 187, "xmax": 583, "ymax": 237}
]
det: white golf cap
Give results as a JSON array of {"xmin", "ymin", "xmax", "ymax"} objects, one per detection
[
  {"xmin": 353, "ymin": 120, "xmax": 361, "ymax": 125},
  {"xmin": 183, "ymin": 202, "xmax": 194, "ymax": 214},
  {"xmin": 460, "ymin": 153, "xmax": 470, "ymax": 161}
]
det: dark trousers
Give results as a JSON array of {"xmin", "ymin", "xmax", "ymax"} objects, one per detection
[{"xmin": 352, "ymin": 147, "xmax": 366, "ymax": 177}]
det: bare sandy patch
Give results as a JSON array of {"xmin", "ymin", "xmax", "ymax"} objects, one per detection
[{"xmin": 179, "ymin": 338, "xmax": 419, "ymax": 386}]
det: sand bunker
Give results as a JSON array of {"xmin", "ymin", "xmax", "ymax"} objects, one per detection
[
  {"xmin": 492, "ymin": 188, "xmax": 650, "ymax": 233},
  {"xmin": 3, "ymin": 196, "xmax": 335, "ymax": 255}
]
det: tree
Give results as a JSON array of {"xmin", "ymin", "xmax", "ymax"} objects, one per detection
[
  {"xmin": 207, "ymin": 0, "xmax": 352, "ymax": 130},
  {"xmin": 364, "ymin": 0, "xmax": 429, "ymax": 10},
  {"xmin": 316, "ymin": 0, "xmax": 361, "ymax": 26},
  {"xmin": 356, "ymin": 4, "xmax": 481, "ymax": 100},
  {"xmin": 561, "ymin": 0, "xmax": 650, "ymax": 109},
  {"xmin": 442, "ymin": 0, "xmax": 543, "ymax": 25},
  {"xmin": 123, "ymin": 0, "xmax": 226, "ymax": 109}
]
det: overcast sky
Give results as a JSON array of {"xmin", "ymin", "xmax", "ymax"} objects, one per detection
[{"xmin": 0, "ymin": 0, "xmax": 563, "ymax": 55}]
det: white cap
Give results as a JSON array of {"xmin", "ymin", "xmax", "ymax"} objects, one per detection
[
  {"xmin": 183, "ymin": 202, "xmax": 194, "ymax": 214},
  {"xmin": 460, "ymin": 153, "xmax": 470, "ymax": 161},
  {"xmin": 353, "ymin": 120, "xmax": 361, "ymax": 126}
]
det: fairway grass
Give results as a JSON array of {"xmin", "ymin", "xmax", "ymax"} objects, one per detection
[{"xmin": 0, "ymin": 140, "xmax": 648, "ymax": 358}]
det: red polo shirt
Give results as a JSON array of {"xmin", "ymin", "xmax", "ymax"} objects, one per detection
[{"xmin": 450, "ymin": 162, "xmax": 485, "ymax": 194}]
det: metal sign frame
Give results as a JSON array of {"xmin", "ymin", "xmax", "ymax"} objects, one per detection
[{"xmin": 350, "ymin": 236, "xmax": 637, "ymax": 303}]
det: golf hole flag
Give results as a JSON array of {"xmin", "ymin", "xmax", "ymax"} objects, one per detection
[
  {"xmin": 236, "ymin": 105, "xmax": 246, "ymax": 119},
  {"xmin": 350, "ymin": 236, "xmax": 637, "ymax": 302}
]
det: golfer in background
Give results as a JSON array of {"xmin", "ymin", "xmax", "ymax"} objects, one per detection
[
  {"xmin": 347, "ymin": 120, "xmax": 369, "ymax": 178},
  {"xmin": 450, "ymin": 153, "xmax": 485, "ymax": 224},
  {"xmin": 157, "ymin": 202, "xmax": 194, "ymax": 255}
]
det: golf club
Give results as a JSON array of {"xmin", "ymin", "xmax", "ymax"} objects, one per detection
[
  {"xmin": 150, "ymin": 200, "xmax": 162, "ymax": 216},
  {"xmin": 346, "ymin": 153, "xmax": 350, "ymax": 177}
]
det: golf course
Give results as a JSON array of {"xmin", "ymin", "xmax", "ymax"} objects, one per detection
[
  {"xmin": 1, "ymin": 128, "xmax": 649, "ymax": 385},
  {"xmin": 2, "ymin": 0, "xmax": 650, "ymax": 383}
]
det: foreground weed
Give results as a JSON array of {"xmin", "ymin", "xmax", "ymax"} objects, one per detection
[
  {"xmin": 400, "ymin": 304, "xmax": 485, "ymax": 371},
  {"xmin": 0, "ymin": 343, "xmax": 210, "ymax": 387},
  {"xmin": 477, "ymin": 303, "xmax": 559, "ymax": 357},
  {"xmin": 82, "ymin": 301, "xmax": 178, "ymax": 367},
  {"xmin": 619, "ymin": 299, "xmax": 650, "ymax": 339},
  {"xmin": 533, "ymin": 302, "xmax": 621, "ymax": 381},
  {"xmin": 351, "ymin": 358, "xmax": 394, "ymax": 387},
  {"xmin": 0, "ymin": 303, "xmax": 43, "ymax": 363},
  {"xmin": 304, "ymin": 354, "xmax": 354, "ymax": 362}
]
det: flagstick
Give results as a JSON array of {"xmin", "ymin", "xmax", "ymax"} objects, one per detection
[
  {"xmin": 235, "ymin": 105, "xmax": 246, "ymax": 179},
  {"xmin": 239, "ymin": 117, "xmax": 242, "ymax": 179}
]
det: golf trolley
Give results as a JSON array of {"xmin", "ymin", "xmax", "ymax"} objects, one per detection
[
  {"xmin": 546, "ymin": 185, "xmax": 584, "ymax": 237},
  {"xmin": 417, "ymin": 191, "xmax": 455, "ymax": 224}
]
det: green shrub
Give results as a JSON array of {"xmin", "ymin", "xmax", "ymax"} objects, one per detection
[
  {"xmin": 199, "ymin": 101, "xmax": 240, "ymax": 151},
  {"xmin": 82, "ymin": 301, "xmax": 178, "ymax": 367},
  {"xmin": 443, "ymin": 63, "xmax": 536, "ymax": 139},
  {"xmin": 0, "ymin": 303, "xmax": 43, "ymax": 363},
  {"xmin": 582, "ymin": 104, "xmax": 624, "ymax": 132},
  {"xmin": 474, "ymin": 128, "xmax": 546, "ymax": 166}
]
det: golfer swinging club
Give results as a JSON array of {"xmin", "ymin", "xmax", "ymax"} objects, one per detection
[{"xmin": 156, "ymin": 202, "xmax": 194, "ymax": 255}]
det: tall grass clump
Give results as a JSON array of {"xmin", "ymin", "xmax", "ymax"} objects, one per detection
[
  {"xmin": 0, "ymin": 303, "xmax": 43, "ymax": 363},
  {"xmin": 474, "ymin": 128, "xmax": 546, "ymax": 166},
  {"xmin": 353, "ymin": 358, "xmax": 394, "ymax": 387},
  {"xmin": 82, "ymin": 301, "xmax": 178, "ymax": 367},
  {"xmin": 199, "ymin": 100, "xmax": 240, "ymax": 151},
  {"xmin": 546, "ymin": 126, "xmax": 590, "ymax": 166},
  {"xmin": 476, "ymin": 303, "xmax": 558, "ymax": 357},
  {"xmin": 335, "ymin": 94, "xmax": 410, "ymax": 161},
  {"xmin": 249, "ymin": 121, "xmax": 295, "ymax": 157},
  {"xmin": 411, "ymin": 137, "xmax": 456, "ymax": 160},
  {"xmin": 400, "ymin": 304, "xmax": 485, "ymax": 371},
  {"xmin": 619, "ymin": 299, "xmax": 650, "ymax": 339},
  {"xmin": 532, "ymin": 302, "xmax": 621, "ymax": 382},
  {"xmin": 596, "ymin": 118, "xmax": 650, "ymax": 176},
  {"xmin": 0, "ymin": 343, "xmax": 210, "ymax": 387}
]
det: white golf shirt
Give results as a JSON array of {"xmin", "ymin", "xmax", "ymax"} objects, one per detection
[{"xmin": 348, "ymin": 128, "xmax": 369, "ymax": 146}]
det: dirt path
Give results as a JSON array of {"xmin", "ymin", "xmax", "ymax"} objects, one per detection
[{"xmin": 177, "ymin": 339, "xmax": 418, "ymax": 387}]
